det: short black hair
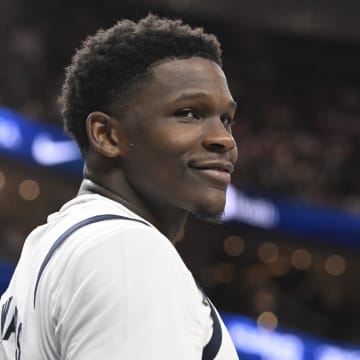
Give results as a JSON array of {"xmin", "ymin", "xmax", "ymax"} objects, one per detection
[{"xmin": 59, "ymin": 14, "xmax": 222, "ymax": 155}]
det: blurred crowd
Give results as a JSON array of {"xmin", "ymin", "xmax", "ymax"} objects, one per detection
[
  {"xmin": 1, "ymin": 0, "xmax": 360, "ymax": 348},
  {"xmin": 232, "ymin": 84, "xmax": 360, "ymax": 213}
]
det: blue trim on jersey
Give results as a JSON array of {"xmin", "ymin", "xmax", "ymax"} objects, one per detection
[
  {"xmin": 202, "ymin": 300, "xmax": 223, "ymax": 360},
  {"xmin": 33, "ymin": 213, "xmax": 223, "ymax": 360},
  {"xmin": 33, "ymin": 214, "xmax": 150, "ymax": 308},
  {"xmin": 194, "ymin": 282, "xmax": 223, "ymax": 360}
]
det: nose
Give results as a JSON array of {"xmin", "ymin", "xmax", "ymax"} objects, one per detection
[{"xmin": 202, "ymin": 119, "xmax": 237, "ymax": 154}]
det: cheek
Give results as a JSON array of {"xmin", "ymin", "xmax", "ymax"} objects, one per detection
[
  {"xmin": 126, "ymin": 143, "xmax": 184, "ymax": 186},
  {"xmin": 128, "ymin": 122, "xmax": 203, "ymax": 185},
  {"xmin": 150, "ymin": 121, "xmax": 201, "ymax": 151},
  {"xmin": 137, "ymin": 132, "xmax": 198, "ymax": 170}
]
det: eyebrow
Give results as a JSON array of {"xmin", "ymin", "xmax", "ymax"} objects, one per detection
[{"xmin": 173, "ymin": 91, "xmax": 237, "ymax": 110}]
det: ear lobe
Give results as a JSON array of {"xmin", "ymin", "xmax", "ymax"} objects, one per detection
[{"xmin": 86, "ymin": 111, "xmax": 125, "ymax": 158}]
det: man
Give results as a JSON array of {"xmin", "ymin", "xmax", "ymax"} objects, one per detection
[{"xmin": 0, "ymin": 14, "xmax": 239, "ymax": 359}]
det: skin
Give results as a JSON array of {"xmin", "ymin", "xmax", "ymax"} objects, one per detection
[{"xmin": 81, "ymin": 57, "xmax": 238, "ymax": 243}]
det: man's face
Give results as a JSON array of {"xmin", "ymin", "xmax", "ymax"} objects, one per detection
[{"xmin": 118, "ymin": 57, "xmax": 238, "ymax": 220}]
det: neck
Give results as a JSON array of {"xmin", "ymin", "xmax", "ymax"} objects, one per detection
[{"xmin": 79, "ymin": 176, "xmax": 188, "ymax": 243}]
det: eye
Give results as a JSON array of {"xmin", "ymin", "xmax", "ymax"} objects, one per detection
[
  {"xmin": 175, "ymin": 108, "xmax": 200, "ymax": 119},
  {"xmin": 220, "ymin": 114, "xmax": 235, "ymax": 127}
]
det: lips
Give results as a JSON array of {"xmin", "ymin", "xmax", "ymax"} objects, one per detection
[
  {"xmin": 189, "ymin": 160, "xmax": 234, "ymax": 174},
  {"xmin": 189, "ymin": 160, "xmax": 234, "ymax": 185}
]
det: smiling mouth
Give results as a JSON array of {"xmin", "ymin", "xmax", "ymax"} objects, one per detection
[
  {"xmin": 194, "ymin": 166, "xmax": 230, "ymax": 173},
  {"xmin": 189, "ymin": 160, "xmax": 234, "ymax": 173},
  {"xmin": 189, "ymin": 163, "xmax": 233, "ymax": 185}
]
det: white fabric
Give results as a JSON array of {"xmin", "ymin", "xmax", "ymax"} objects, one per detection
[{"xmin": 0, "ymin": 193, "xmax": 239, "ymax": 359}]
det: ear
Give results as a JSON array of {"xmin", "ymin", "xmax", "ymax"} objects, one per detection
[{"xmin": 86, "ymin": 111, "xmax": 126, "ymax": 158}]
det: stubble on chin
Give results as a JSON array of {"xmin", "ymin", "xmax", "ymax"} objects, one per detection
[{"xmin": 191, "ymin": 206, "xmax": 224, "ymax": 224}]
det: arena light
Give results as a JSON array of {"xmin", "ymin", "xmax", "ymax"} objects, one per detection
[
  {"xmin": 223, "ymin": 184, "xmax": 279, "ymax": 228},
  {"xmin": 31, "ymin": 134, "xmax": 80, "ymax": 165},
  {"xmin": 0, "ymin": 106, "xmax": 82, "ymax": 173},
  {"xmin": 0, "ymin": 113, "xmax": 22, "ymax": 150},
  {"xmin": 222, "ymin": 313, "xmax": 360, "ymax": 360},
  {"xmin": 223, "ymin": 184, "xmax": 360, "ymax": 247},
  {"xmin": 315, "ymin": 345, "xmax": 360, "ymax": 360}
]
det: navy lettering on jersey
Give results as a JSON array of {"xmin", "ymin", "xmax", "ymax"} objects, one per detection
[
  {"xmin": 1, "ymin": 297, "xmax": 22, "ymax": 359},
  {"xmin": 15, "ymin": 322, "xmax": 22, "ymax": 360},
  {"xmin": 1, "ymin": 296, "xmax": 13, "ymax": 338}
]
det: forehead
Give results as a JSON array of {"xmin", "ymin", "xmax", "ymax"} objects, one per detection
[{"xmin": 134, "ymin": 57, "xmax": 234, "ymax": 106}]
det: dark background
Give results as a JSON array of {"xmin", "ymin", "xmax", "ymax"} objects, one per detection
[{"xmin": 0, "ymin": 0, "xmax": 360, "ymax": 347}]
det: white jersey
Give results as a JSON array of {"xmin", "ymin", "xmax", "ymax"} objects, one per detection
[{"xmin": 0, "ymin": 193, "xmax": 239, "ymax": 359}]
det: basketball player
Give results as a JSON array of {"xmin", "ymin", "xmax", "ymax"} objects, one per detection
[{"xmin": 0, "ymin": 14, "xmax": 239, "ymax": 359}]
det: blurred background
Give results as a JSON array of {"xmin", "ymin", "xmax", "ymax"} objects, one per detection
[{"xmin": 0, "ymin": 0, "xmax": 360, "ymax": 359}]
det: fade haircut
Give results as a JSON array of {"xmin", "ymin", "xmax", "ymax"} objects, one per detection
[{"xmin": 59, "ymin": 14, "xmax": 222, "ymax": 155}]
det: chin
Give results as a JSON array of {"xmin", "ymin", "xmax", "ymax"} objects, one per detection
[
  {"xmin": 188, "ymin": 189, "xmax": 227, "ymax": 223},
  {"xmin": 192, "ymin": 208, "xmax": 224, "ymax": 223},
  {"xmin": 191, "ymin": 201, "xmax": 225, "ymax": 223}
]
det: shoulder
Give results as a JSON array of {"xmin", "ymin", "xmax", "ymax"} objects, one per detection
[
  {"xmin": 42, "ymin": 212, "xmax": 184, "ymax": 297},
  {"xmin": 45, "ymin": 193, "xmax": 172, "ymax": 264},
  {"xmin": 40, "ymin": 212, "xmax": 202, "ymax": 324},
  {"xmin": 63, "ymin": 214, "xmax": 175, "ymax": 262}
]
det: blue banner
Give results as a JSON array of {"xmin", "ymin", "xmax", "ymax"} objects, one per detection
[
  {"xmin": 0, "ymin": 106, "xmax": 83, "ymax": 175},
  {"xmin": 222, "ymin": 312, "xmax": 360, "ymax": 360},
  {"xmin": 1, "ymin": 106, "xmax": 359, "ymax": 248},
  {"xmin": 223, "ymin": 185, "xmax": 360, "ymax": 248}
]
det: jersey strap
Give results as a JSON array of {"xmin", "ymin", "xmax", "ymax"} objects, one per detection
[
  {"xmin": 32, "ymin": 213, "xmax": 223, "ymax": 360},
  {"xmin": 194, "ymin": 282, "xmax": 223, "ymax": 360},
  {"xmin": 202, "ymin": 298, "xmax": 223, "ymax": 360},
  {"xmin": 33, "ymin": 214, "xmax": 150, "ymax": 308}
]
